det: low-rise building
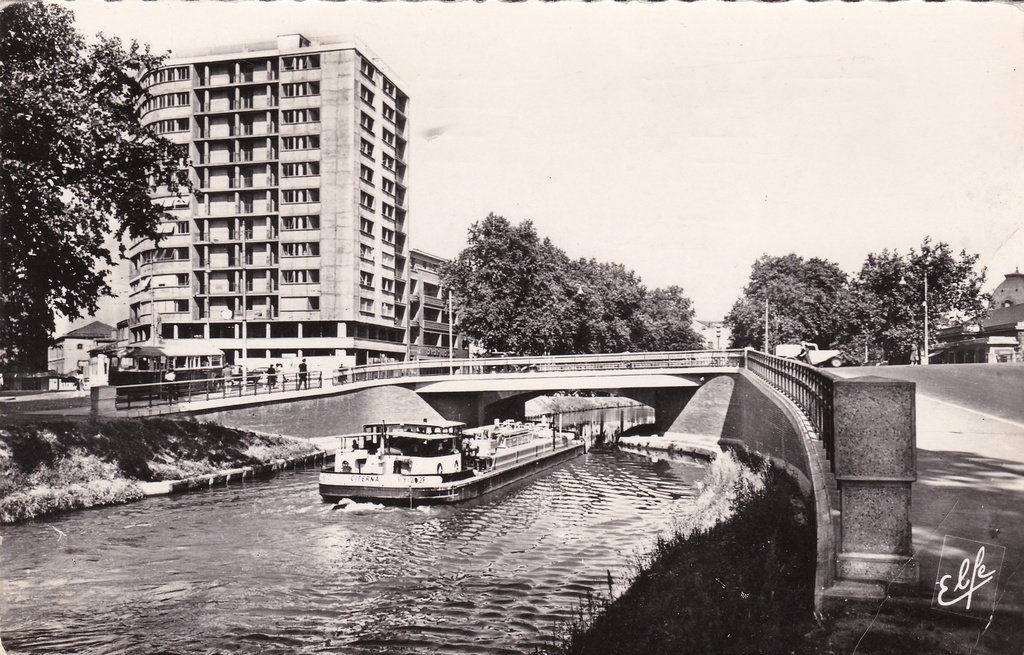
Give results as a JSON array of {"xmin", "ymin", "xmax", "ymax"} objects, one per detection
[
  {"xmin": 47, "ymin": 321, "xmax": 117, "ymax": 376},
  {"xmin": 933, "ymin": 270, "xmax": 1024, "ymax": 364}
]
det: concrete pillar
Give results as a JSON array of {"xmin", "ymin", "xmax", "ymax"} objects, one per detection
[
  {"xmin": 832, "ymin": 376, "xmax": 918, "ymax": 585},
  {"xmin": 91, "ymin": 385, "xmax": 118, "ymax": 416}
]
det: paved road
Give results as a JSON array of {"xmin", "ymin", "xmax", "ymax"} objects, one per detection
[{"xmin": 836, "ymin": 365, "xmax": 1024, "ymax": 653}]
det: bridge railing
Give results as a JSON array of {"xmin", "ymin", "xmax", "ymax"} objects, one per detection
[
  {"xmin": 743, "ymin": 349, "xmax": 837, "ymax": 468},
  {"xmin": 338, "ymin": 349, "xmax": 746, "ymax": 384},
  {"xmin": 114, "ymin": 371, "xmax": 323, "ymax": 410}
]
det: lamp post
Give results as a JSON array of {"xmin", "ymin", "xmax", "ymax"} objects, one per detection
[{"xmin": 899, "ymin": 273, "xmax": 929, "ymax": 365}]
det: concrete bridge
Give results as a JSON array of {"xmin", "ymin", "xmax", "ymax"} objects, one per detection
[{"xmin": 95, "ymin": 348, "xmax": 918, "ymax": 611}]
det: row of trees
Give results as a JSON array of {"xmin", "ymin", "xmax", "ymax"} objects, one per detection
[
  {"xmin": 725, "ymin": 239, "xmax": 988, "ymax": 364},
  {"xmin": 441, "ymin": 214, "xmax": 704, "ymax": 356},
  {"xmin": 0, "ymin": 2, "xmax": 184, "ymax": 369}
]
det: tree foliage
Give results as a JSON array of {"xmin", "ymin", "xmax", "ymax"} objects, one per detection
[
  {"xmin": 725, "ymin": 239, "xmax": 988, "ymax": 364},
  {"xmin": 0, "ymin": 2, "xmax": 184, "ymax": 369},
  {"xmin": 442, "ymin": 214, "xmax": 702, "ymax": 355},
  {"xmin": 725, "ymin": 254, "xmax": 850, "ymax": 351},
  {"xmin": 845, "ymin": 238, "xmax": 987, "ymax": 364}
]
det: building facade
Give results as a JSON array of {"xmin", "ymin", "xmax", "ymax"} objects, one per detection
[
  {"xmin": 933, "ymin": 270, "xmax": 1024, "ymax": 364},
  {"xmin": 130, "ymin": 34, "xmax": 409, "ymax": 369},
  {"xmin": 407, "ymin": 249, "xmax": 468, "ymax": 360},
  {"xmin": 47, "ymin": 321, "xmax": 116, "ymax": 376}
]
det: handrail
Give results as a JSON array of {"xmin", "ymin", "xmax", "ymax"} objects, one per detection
[
  {"xmin": 114, "ymin": 371, "xmax": 323, "ymax": 410},
  {"xmin": 743, "ymin": 349, "xmax": 838, "ymax": 470}
]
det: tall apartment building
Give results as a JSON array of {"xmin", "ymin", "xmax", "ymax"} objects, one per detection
[{"xmin": 129, "ymin": 34, "xmax": 409, "ymax": 368}]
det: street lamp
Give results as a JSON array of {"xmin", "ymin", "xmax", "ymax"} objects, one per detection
[{"xmin": 899, "ymin": 273, "xmax": 929, "ymax": 365}]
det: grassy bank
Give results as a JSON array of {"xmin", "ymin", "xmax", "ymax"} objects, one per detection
[
  {"xmin": 545, "ymin": 449, "xmax": 819, "ymax": 655},
  {"xmin": 0, "ymin": 418, "xmax": 318, "ymax": 523}
]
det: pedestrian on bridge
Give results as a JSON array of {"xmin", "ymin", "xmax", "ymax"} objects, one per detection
[
  {"xmin": 267, "ymin": 364, "xmax": 277, "ymax": 390},
  {"xmin": 298, "ymin": 359, "xmax": 308, "ymax": 389}
]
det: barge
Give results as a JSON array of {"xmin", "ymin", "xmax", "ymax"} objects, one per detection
[{"xmin": 318, "ymin": 418, "xmax": 586, "ymax": 505}]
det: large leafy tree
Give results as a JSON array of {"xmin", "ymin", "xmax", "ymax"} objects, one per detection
[
  {"xmin": 0, "ymin": 2, "xmax": 184, "ymax": 369},
  {"xmin": 847, "ymin": 238, "xmax": 987, "ymax": 364},
  {"xmin": 635, "ymin": 286, "xmax": 704, "ymax": 352},
  {"xmin": 442, "ymin": 214, "xmax": 577, "ymax": 355},
  {"xmin": 570, "ymin": 259, "xmax": 647, "ymax": 353},
  {"xmin": 725, "ymin": 254, "xmax": 850, "ymax": 352}
]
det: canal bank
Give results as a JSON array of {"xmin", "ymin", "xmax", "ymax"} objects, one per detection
[{"xmin": 0, "ymin": 418, "xmax": 320, "ymax": 523}]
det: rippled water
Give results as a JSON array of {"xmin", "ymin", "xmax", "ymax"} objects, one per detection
[{"xmin": 1, "ymin": 450, "xmax": 705, "ymax": 655}]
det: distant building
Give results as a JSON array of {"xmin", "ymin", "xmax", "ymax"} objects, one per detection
[
  {"xmin": 128, "ymin": 33, "xmax": 410, "ymax": 370},
  {"xmin": 933, "ymin": 270, "xmax": 1024, "ymax": 364},
  {"xmin": 47, "ymin": 321, "xmax": 116, "ymax": 375},
  {"xmin": 693, "ymin": 320, "xmax": 730, "ymax": 350},
  {"xmin": 407, "ymin": 249, "xmax": 467, "ymax": 360}
]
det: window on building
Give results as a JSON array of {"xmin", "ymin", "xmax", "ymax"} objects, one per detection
[
  {"xmin": 281, "ymin": 242, "xmax": 320, "ymax": 257},
  {"xmin": 282, "ymin": 135, "xmax": 320, "ymax": 150},
  {"xmin": 359, "ymin": 112, "xmax": 374, "ymax": 133},
  {"xmin": 381, "ymin": 178, "xmax": 395, "ymax": 196},
  {"xmin": 382, "ymin": 252, "xmax": 395, "ymax": 269},
  {"xmin": 77, "ymin": 343, "xmax": 84, "ymax": 350},
  {"xmin": 382, "ymin": 129, "xmax": 395, "ymax": 147},
  {"xmin": 282, "ymin": 269, "xmax": 320, "ymax": 284},
  {"xmin": 381, "ymin": 203, "xmax": 395, "ymax": 221},
  {"xmin": 359, "ymin": 271, "xmax": 374, "ymax": 288},
  {"xmin": 174, "ymin": 300, "xmax": 189, "ymax": 313},
  {"xmin": 383, "ymin": 104, "xmax": 396, "ymax": 123},
  {"xmin": 282, "ymin": 81, "xmax": 320, "ymax": 97},
  {"xmin": 359, "ymin": 297, "xmax": 375, "ymax": 314},
  {"xmin": 381, "ymin": 302, "xmax": 395, "ymax": 318},
  {"xmin": 360, "ymin": 58, "xmax": 376, "ymax": 82},
  {"xmin": 308, "ymin": 296, "xmax": 320, "ymax": 311},
  {"xmin": 359, "ymin": 191, "xmax": 374, "ymax": 210},
  {"xmin": 282, "ymin": 162, "xmax": 320, "ymax": 177},
  {"xmin": 381, "ymin": 227, "xmax": 394, "ymax": 244},
  {"xmin": 382, "ymin": 154, "xmax": 395, "ymax": 171},
  {"xmin": 282, "ymin": 188, "xmax": 320, "ymax": 204},
  {"xmin": 360, "ymin": 139, "xmax": 374, "ymax": 159},
  {"xmin": 381, "ymin": 278, "xmax": 395, "ymax": 294},
  {"xmin": 360, "ymin": 217, "xmax": 374, "ymax": 235},
  {"xmin": 282, "ymin": 54, "xmax": 320, "ymax": 71},
  {"xmin": 382, "ymin": 78, "xmax": 396, "ymax": 98},
  {"xmin": 175, "ymin": 221, "xmax": 190, "ymax": 234},
  {"xmin": 360, "ymin": 85, "xmax": 375, "ymax": 106},
  {"xmin": 359, "ymin": 243, "xmax": 374, "ymax": 261},
  {"xmin": 359, "ymin": 165, "xmax": 374, "ymax": 185},
  {"xmin": 282, "ymin": 108, "xmax": 320, "ymax": 124},
  {"xmin": 282, "ymin": 215, "xmax": 320, "ymax": 230},
  {"xmin": 151, "ymin": 118, "xmax": 190, "ymax": 135},
  {"xmin": 176, "ymin": 273, "xmax": 189, "ymax": 286},
  {"xmin": 144, "ymin": 66, "xmax": 191, "ymax": 87}
]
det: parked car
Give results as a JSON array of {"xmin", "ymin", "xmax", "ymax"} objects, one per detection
[{"xmin": 774, "ymin": 342, "xmax": 845, "ymax": 367}]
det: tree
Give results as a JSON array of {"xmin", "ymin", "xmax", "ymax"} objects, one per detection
[
  {"xmin": 847, "ymin": 238, "xmax": 987, "ymax": 364},
  {"xmin": 635, "ymin": 286, "xmax": 704, "ymax": 352},
  {"xmin": 570, "ymin": 259, "xmax": 647, "ymax": 353},
  {"xmin": 442, "ymin": 214, "xmax": 577, "ymax": 355},
  {"xmin": 0, "ymin": 2, "xmax": 184, "ymax": 369},
  {"xmin": 725, "ymin": 254, "xmax": 850, "ymax": 352}
]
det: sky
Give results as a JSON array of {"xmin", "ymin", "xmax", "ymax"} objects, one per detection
[{"xmin": 53, "ymin": 0, "xmax": 1024, "ymax": 333}]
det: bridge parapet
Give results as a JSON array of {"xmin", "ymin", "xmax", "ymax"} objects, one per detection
[
  {"xmin": 744, "ymin": 349, "xmax": 918, "ymax": 598},
  {"xmin": 343, "ymin": 349, "xmax": 745, "ymax": 384}
]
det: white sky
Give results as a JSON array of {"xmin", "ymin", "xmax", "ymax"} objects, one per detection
[{"xmin": 54, "ymin": 0, "xmax": 1024, "ymax": 333}]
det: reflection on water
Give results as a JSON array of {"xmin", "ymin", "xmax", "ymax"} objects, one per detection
[{"xmin": 2, "ymin": 451, "xmax": 703, "ymax": 655}]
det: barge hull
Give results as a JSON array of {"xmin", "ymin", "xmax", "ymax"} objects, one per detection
[{"xmin": 319, "ymin": 443, "xmax": 585, "ymax": 505}]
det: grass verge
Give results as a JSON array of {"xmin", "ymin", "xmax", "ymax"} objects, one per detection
[
  {"xmin": 0, "ymin": 418, "xmax": 318, "ymax": 523},
  {"xmin": 542, "ymin": 449, "xmax": 819, "ymax": 655}
]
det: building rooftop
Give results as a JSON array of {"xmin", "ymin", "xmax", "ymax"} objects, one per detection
[
  {"xmin": 60, "ymin": 321, "xmax": 116, "ymax": 341},
  {"xmin": 991, "ymin": 269, "xmax": 1024, "ymax": 309}
]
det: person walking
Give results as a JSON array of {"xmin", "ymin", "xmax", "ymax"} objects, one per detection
[
  {"xmin": 298, "ymin": 358, "xmax": 308, "ymax": 390},
  {"xmin": 163, "ymin": 367, "xmax": 177, "ymax": 402},
  {"xmin": 267, "ymin": 364, "xmax": 277, "ymax": 391}
]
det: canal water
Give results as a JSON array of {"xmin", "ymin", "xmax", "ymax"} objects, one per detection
[
  {"xmin": 531, "ymin": 404, "xmax": 656, "ymax": 444},
  {"xmin": 1, "ymin": 449, "xmax": 704, "ymax": 654}
]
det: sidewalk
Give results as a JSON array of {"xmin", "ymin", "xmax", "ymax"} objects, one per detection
[{"xmin": 888, "ymin": 393, "xmax": 1024, "ymax": 653}]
